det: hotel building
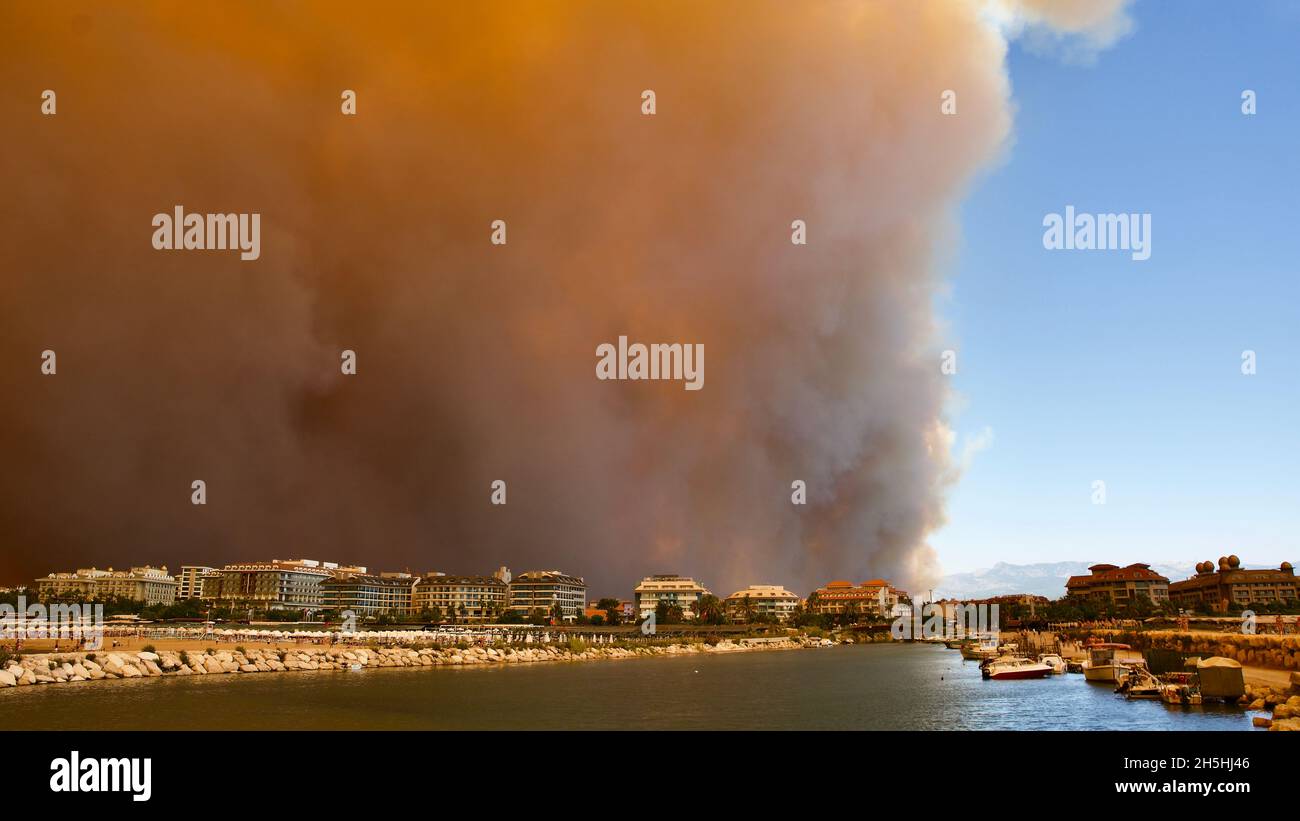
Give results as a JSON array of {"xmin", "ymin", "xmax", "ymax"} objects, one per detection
[
  {"xmin": 1168, "ymin": 556, "xmax": 1297, "ymax": 612},
  {"xmin": 176, "ymin": 565, "xmax": 215, "ymax": 599},
  {"xmin": 321, "ymin": 572, "xmax": 418, "ymax": 617},
  {"xmin": 809, "ymin": 579, "xmax": 907, "ymax": 618},
  {"xmin": 211, "ymin": 559, "xmax": 367, "ymax": 611},
  {"xmin": 509, "ymin": 570, "xmax": 588, "ymax": 622},
  {"xmin": 412, "ymin": 573, "xmax": 509, "ymax": 622},
  {"xmin": 724, "ymin": 585, "xmax": 800, "ymax": 622},
  {"xmin": 35, "ymin": 566, "xmax": 179, "ymax": 606},
  {"xmin": 1065, "ymin": 563, "xmax": 1170, "ymax": 605},
  {"xmin": 634, "ymin": 574, "xmax": 711, "ymax": 620}
]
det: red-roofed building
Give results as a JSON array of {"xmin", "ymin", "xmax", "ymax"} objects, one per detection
[
  {"xmin": 1065, "ymin": 563, "xmax": 1169, "ymax": 605},
  {"xmin": 1168, "ymin": 556, "xmax": 1297, "ymax": 612},
  {"xmin": 809, "ymin": 579, "xmax": 907, "ymax": 618}
]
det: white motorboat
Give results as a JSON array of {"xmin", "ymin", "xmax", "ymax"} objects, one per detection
[
  {"xmin": 982, "ymin": 655, "xmax": 1053, "ymax": 680},
  {"xmin": 1037, "ymin": 653, "xmax": 1067, "ymax": 674}
]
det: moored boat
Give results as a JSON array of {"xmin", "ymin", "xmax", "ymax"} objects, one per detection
[
  {"xmin": 1115, "ymin": 664, "xmax": 1161, "ymax": 698},
  {"xmin": 962, "ymin": 638, "xmax": 1001, "ymax": 661},
  {"xmin": 1082, "ymin": 643, "xmax": 1135, "ymax": 683},
  {"xmin": 1037, "ymin": 653, "xmax": 1067, "ymax": 675},
  {"xmin": 1160, "ymin": 682, "xmax": 1203, "ymax": 705},
  {"xmin": 982, "ymin": 656, "xmax": 1053, "ymax": 680}
]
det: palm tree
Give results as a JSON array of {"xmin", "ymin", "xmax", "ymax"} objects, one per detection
[{"xmin": 843, "ymin": 599, "xmax": 861, "ymax": 627}]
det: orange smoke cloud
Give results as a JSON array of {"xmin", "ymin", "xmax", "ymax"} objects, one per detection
[{"xmin": 0, "ymin": 1, "xmax": 1124, "ymax": 595}]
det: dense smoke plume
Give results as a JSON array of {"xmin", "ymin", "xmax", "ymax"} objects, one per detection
[{"xmin": 0, "ymin": 1, "xmax": 1129, "ymax": 596}]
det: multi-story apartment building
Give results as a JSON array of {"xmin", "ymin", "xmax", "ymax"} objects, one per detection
[
  {"xmin": 176, "ymin": 565, "xmax": 215, "ymax": 599},
  {"xmin": 809, "ymin": 579, "xmax": 906, "ymax": 618},
  {"xmin": 321, "ymin": 572, "xmax": 418, "ymax": 617},
  {"xmin": 35, "ymin": 566, "xmax": 179, "ymax": 606},
  {"xmin": 509, "ymin": 570, "xmax": 587, "ymax": 622},
  {"xmin": 724, "ymin": 585, "xmax": 800, "ymax": 622},
  {"xmin": 211, "ymin": 559, "xmax": 367, "ymax": 611},
  {"xmin": 634, "ymin": 574, "xmax": 711, "ymax": 620},
  {"xmin": 412, "ymin": 573, "xmax": 509, "ymax": 622},
  {"xmin": 1065, "ymin": 563, "xmax": 1170, "ymax": 605},
  {"xmin": 1168, "ymin": 556, "xmax": 1297, "ymax": 612}
]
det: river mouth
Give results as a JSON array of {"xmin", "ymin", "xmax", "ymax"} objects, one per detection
[{"xmin": 0, "ymin": 643, "xmax": 1258, "ymax": 731}]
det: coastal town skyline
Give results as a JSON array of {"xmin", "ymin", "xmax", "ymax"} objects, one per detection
[{"xmin": 14, "ymin": 550, "xmax": 1297, "ymax": 620}]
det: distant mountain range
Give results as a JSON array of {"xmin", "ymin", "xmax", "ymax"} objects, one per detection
[{"xmin": 933, "ymin": 560, "xmax": 1199, "ymax": 601}]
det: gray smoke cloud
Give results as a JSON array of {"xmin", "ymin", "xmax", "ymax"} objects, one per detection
[{"xmin": 0, "ymin": 1, "xmax": 1130, "ymax": 597}]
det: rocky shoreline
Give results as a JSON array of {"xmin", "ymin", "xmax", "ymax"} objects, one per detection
[
  {"xmin": 1244, "ymin": 681, "xmax": 1300, "ymax": 731},
  {"xmin": 0, "ymin": 637, "xmax": 813, "ymax": 690}
]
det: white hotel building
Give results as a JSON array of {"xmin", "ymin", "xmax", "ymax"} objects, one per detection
[{"xmin": 634, "ymin": 574, "xmax": 711, "ymax": 620}]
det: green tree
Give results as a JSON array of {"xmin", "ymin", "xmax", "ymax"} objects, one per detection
[
  {"xmin": 739, "ymin": 594, "xmax": 757, "ymax": 624},
  {"xmin": 597, "ymin": 597, "xmax": 623, "ymax": 626},
  {"xmin": 693, "ymin": 594, "xmax": 727, "ymax": 625}
]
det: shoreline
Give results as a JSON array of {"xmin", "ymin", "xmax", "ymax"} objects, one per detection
[{"xmin": 0, "ymin": 636, "xmax": 817, "ymax": 691}]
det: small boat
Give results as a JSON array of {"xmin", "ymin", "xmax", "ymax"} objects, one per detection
[
  {"xmin": 1082, "ymin": 643, "xmax": 1135, "ymax": 683},
  {"xmin": 1115, "ymin": 664, "xmax": 1161, "ymax": 699},
  {"xmin": 962, "ymin": 638, "xmax": 1001, "ymax": 661},
  {"xmin": 1037, "ymin": 653, "xmax": 1067, "ymax": 675},
  {"xmin": 982, "ymin": 656, "xmax": 1053, "ymax": 680},
  {"xmin": 944, "ymin": 638, "xmax": 965, "ymax": 649},
  {"xmin": 1160, "ymin": 682, "xmax": 1203, "ymax": 706}
]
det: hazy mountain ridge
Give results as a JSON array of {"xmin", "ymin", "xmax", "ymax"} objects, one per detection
[{"xmin": 934, "ymin": 560, "xmax": 1199, "ymax": 600}]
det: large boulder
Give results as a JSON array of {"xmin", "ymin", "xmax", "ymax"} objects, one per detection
[
  {"xmin": 203, "ymin": 656, "xmax": 224, "ymax": 674},
  {"xmin": 0, "ymin": 670, "xmax": 16, "ymax": 687}
]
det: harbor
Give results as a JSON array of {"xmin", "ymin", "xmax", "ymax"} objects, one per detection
[
  {"xmin": 919, "ymin": 629, "xmax": 1300, "ymax": 731},
  {"xmin": 1, "ymin": 627, "xmax": 1295, "ymax": 731},
  {"xmin": 0, "ymin": 640, "xmax": 1272, "ymax": 731}
]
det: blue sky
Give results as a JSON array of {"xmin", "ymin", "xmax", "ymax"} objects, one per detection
[{"xmin": 934, "ymin": 1, "xmax": 1300, "ymax": 574}]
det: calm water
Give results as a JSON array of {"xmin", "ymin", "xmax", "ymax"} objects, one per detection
[{"xmin": 0, "ymin": 643, "xmax": 1258, "ymax": 730}]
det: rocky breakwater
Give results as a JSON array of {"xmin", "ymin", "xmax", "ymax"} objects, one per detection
[
  {"xmin": 1078, "ymin": 629, "xmax": 1300, "ymax": 671},
  {"xmin": 0, "ymin": 637, "xmax": 807, "ymax": 692},
  {"xmin": 1246, "ymin": 673, "xmax": 1300, "ymax": 732}
]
